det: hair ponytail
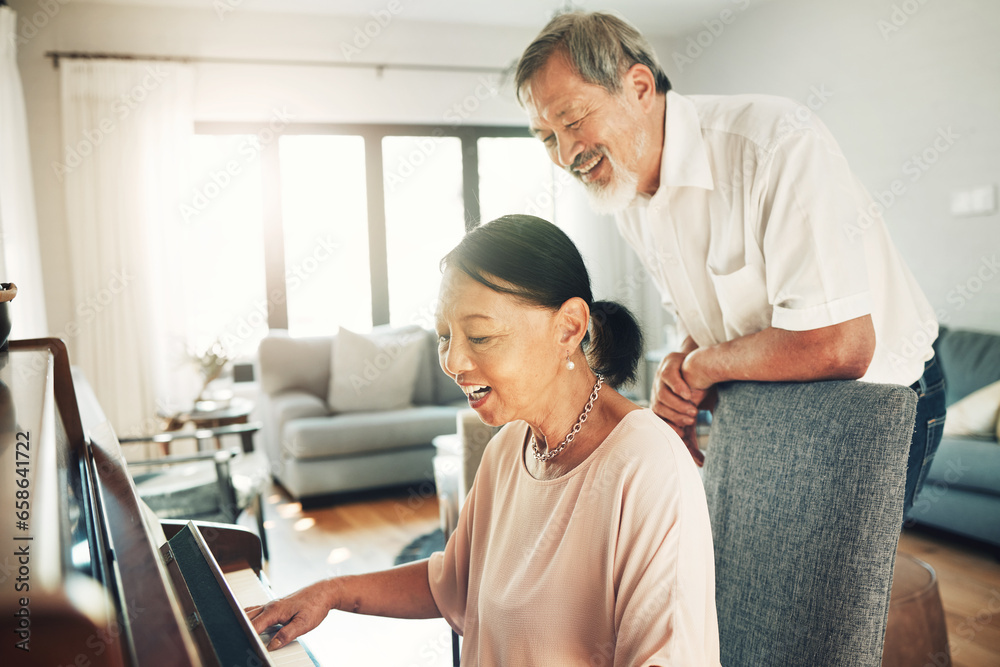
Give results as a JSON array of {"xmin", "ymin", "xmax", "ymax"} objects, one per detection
[{"xmin": 586, "ymin": 300, "xmax": 643, "ymax": 389}]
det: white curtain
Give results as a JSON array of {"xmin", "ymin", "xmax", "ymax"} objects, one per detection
[
  {"xmin": 59, "ymin": 59, "xmax": 194, "ymax": 436},
  {"xmin": 0, "ymin": 7, "xmax": 48, "ymax": 337}
]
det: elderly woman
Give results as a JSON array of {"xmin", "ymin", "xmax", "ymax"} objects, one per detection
[{"xmin": 247, "ymin": 215, "xmax": 720, "ymax": 666}]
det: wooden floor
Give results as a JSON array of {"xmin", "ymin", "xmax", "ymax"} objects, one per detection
[
  {"xmin": 245, "ymin": 483, "xmax": 1000, "ymax": 666},
  {"xmin": 898, "ymin": 528, "xmax": 1000, "ymax": 667}
]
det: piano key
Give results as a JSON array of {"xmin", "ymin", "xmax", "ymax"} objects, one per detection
[{"xmin": 225, "ymin": 568, "xmax": 317, "ymax": 666}]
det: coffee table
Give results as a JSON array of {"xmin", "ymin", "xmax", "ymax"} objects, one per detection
[{"xmin": 161, "ymin": 396, "xmax": 256, "ymax": 453}]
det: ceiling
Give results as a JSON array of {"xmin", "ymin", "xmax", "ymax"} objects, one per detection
[{"xmin": 71, "ymin": 0, "xmax": 778, "ymax": 36}]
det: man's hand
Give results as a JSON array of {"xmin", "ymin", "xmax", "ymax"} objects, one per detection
[
  {"xmin": 651, "ymin": 317, "xmax": 877, "ymax": 466},
  {"xmin": 245, "ymin": 579, "xmax": 339, "ymax": 651},
  {"xmin": 680, "ymin": 347, "xmax": 716, "ymax": 392},
  {"xmin": 651, "ymin": 351, "xmax": 708, "ymax": 466}
]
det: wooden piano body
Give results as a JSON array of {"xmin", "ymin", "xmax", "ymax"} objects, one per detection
[{"xmin": 0, "ymin": 339, "xmax": 315, "ymax": 666}]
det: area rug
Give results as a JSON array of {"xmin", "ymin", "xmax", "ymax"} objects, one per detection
[{"xmin": 394, "ymin": 528, "xmax": 445, "ymax": 565}]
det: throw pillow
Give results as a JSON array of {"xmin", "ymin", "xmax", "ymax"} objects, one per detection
[
  {"xmin": 942, "ymin": 379, "xmax": 1000, "ymax": 440},
  {"xmin": 328, "ymin": 325, "xmax": 426, "ymax": 413}
]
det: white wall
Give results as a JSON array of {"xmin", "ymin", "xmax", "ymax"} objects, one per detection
[{"xmin": 661, "ymin": 0, "xmax": 1000, "ymax": 334}]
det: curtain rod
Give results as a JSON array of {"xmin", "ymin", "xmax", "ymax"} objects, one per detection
[{"xmin": 43, "ymin": 50, "xmax": 512, "ymax": 76}]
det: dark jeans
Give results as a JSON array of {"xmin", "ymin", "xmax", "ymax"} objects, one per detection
[{"xmin": 902, "ymin": 356, "xmax": 947, "ymax": 521}]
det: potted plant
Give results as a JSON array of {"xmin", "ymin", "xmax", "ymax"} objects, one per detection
[{"xmin": 189, "ymin": 337, "xmax": 235, "ymax": 410}]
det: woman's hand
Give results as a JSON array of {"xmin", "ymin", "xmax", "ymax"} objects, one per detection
[
  {"xmin": 244, "ymin": 561, "xmax": 440, "ymax": 650},
  {"xmin": 245, "ymin": 579, "xmax": 340, "ymax": 651}
]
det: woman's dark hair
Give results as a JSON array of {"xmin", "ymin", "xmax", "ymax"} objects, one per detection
[{"xmin": 441, "ymin": 214, "xmax": 643, "ymax": 389}]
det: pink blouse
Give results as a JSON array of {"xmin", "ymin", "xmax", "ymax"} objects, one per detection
[{"xmin": 427, "ymin": 409, "xmax": 721, "ymax": 666}]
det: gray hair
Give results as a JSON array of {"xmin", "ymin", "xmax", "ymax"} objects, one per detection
[{"xmin": 515, "ymin": 11, "xmax": 671, "ymax": 105}]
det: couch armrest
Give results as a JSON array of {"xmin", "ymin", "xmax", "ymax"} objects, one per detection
[
  {"xmin": 272, "ymin": 390, "xmax": 330, "ymax": 423},
  {"xmin": 257, "ymin": 332, "xmax": 333, "ymax": 399},
  {"xmin": 258, "ymin": 390, "xmax": 329, "ymax": 468}
]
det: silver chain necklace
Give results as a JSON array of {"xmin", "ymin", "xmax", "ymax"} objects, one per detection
[{"xmin": 530, "ymin": 375, "xmax": 604, "ymax": 462}]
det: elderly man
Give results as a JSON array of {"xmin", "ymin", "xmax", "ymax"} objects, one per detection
[{"xmin": 515, "ymin": 11, "xmax": 944, "ymax": 516}]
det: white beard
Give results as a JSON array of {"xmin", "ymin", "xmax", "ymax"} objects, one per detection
[
  {"xmin": 582, "ymin": 152, "xmax": 641, "ymax": 215},
  {"xmin": 578, "ymin": 126, "xmax": 649, "ymax": 216}
]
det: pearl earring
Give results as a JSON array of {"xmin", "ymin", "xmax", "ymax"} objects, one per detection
[{"xmin": 566, "ymin": 352, "xmax": 575, "ymax": 371}]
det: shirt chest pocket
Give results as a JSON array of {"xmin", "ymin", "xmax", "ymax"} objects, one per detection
[{"xmin": 707, "ymin": 263, "xmax": 772, "ymax": 340}]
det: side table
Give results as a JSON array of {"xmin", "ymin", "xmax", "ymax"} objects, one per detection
[
  {"xmin": 161, "ymin": 397, "xmax": 256, "ymax": 453},
  {"xmin": 431, "ymin": 434, "xmax": 462, "ymax": 539},
  {"xmin": 882, "ymin": 552, "xmax": 951, "ymax": 666},
  {"xmin": 431, "ymin": 433, "xmax": 463, "ymax": 667}
]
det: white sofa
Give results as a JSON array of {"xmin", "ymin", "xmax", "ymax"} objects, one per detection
[{"xmin": 256, "ymin": 327, "xmax": 467, "ymax": 501}]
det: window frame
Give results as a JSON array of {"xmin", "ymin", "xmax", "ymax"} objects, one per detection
[{"xmin": 194, "ymin": 122, "xmax": 531, "ymax": 330}]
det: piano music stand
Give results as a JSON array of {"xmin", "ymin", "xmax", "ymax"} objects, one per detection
[{"xmin": 161, "ymin": 521, "xmax": 273, "ymax": 666}]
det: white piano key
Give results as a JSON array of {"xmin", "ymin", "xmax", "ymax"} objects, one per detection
[{"xmin": 225, "ymin": 568, "xmax": 318, "ymax": 666}]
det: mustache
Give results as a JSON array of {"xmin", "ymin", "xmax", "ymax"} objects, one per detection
[{"xmin": 570, "ymin": 147, "xmax": 607, "ymax": 173}]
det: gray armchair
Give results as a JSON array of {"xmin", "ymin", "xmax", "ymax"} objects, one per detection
[{"xmin": 703, "ymin": 380, "xmax": 916, "ymax": 666}]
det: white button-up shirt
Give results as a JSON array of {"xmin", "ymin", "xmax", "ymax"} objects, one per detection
[{"xmin": 617, "ymin": 91, "xmax": 936, "ymax": 386}]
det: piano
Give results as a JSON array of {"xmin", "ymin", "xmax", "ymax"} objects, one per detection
[{"xmin": 0, "ymin": 339, "xmax": 317, "ymax": 666}]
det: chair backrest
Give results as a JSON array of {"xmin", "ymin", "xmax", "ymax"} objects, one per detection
[{"xmin": 703, "ymin": 380, "xmax": 916, "ymax": 667}]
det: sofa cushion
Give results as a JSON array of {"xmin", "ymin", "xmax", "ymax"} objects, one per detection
[
  {"xmin": 328, "ymin": 326, "xmax": 425, "ymax": 413},
  {"xmin": 943, "ymin": 379, "xmax": 1000, "ymax": 439},
  {"xmin": 257, "ymin": 332, "xmax": 332, "ymax": 399},
  {"xmin": 921, "ymin": 435, "xmax": 1000, "ymax": 496},
  {"xmin": 935, "ymin": 328, "xmax": 1000, "ymax": 406},
  {"xmin": 905, "ymin": 486, "xmax": 1000, "ymax": 548},
  {"xmin": 282, "ymin": 405, "xmax": 461, "ymax": 459},
  {"xmin": 275, "ymin": 446, "xmax": 437, "ymax": 499}
]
